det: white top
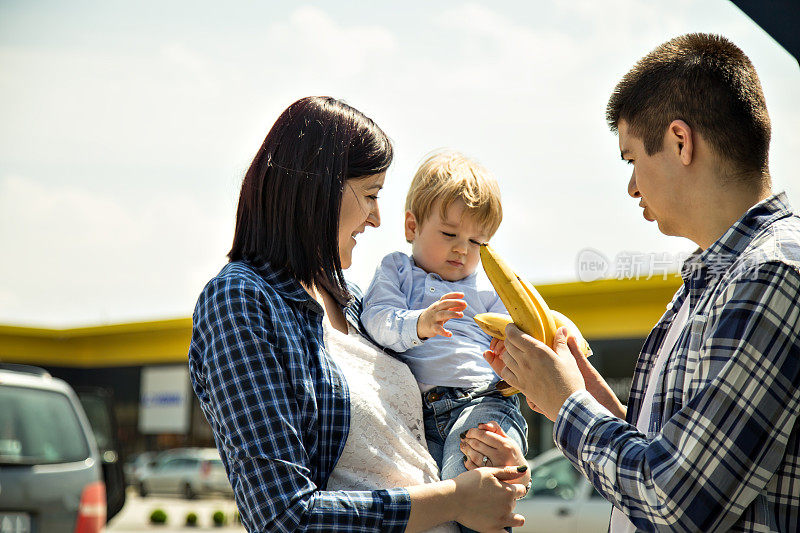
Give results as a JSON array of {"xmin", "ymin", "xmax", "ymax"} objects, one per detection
[
  {"xmin": 610, "ymin": 297, "xmax": 692, "ymax": 533},
  {"xmin": 323, "ymin": 320, "xmax": 458, "ymax": 533}
]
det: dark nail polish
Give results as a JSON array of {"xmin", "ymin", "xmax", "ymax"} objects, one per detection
[
  {"xmin": 516, "ymin": 465, "xmax": 528, "ymax": 472},
  {"xmin": 459, "ymin": 431, "xmax": 466, "ymax": 439},
  {"xmin": 463, "ymin": 455, "xmax": 468, "ymax": 463}
]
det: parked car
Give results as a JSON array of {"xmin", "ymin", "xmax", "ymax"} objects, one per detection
[
  {"xmin": 516, "ymin": 448, "xmax": 612, "ymax": 533},
  {"xmin": 75, "ymin": 386, "xmax": 126, "ymax": 520},
  {"xmin": 123, "ymin": 450, "xmax": 157, "ymax": 486},
  {"xmin": 137, "ymin": 447, "xmax": 233, "ymax": 499},
  {"xmin": 0, "ymin": 364, "xmax": 124, "ymax": 533}
]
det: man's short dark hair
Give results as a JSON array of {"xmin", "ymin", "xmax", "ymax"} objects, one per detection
[
  {"xmin": 228, "ymin": 96, "xmax": 392, "ymax": 303},
  {"xmin": 607, "ymin": 33, "xmax": 771, "ymax": 181}
]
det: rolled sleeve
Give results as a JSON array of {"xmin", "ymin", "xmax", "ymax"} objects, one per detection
[{"xmin": 362, "ymin": 254, "xmax": 426, "ymax": 352}]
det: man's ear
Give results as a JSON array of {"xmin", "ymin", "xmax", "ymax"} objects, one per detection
[
  {"xmin": 404, "ymin": 211, "xmax": 418, "ymax": 243},
  {"xmin": 668, "ymin": 119, "xmax": 693, "ymax": 166}
]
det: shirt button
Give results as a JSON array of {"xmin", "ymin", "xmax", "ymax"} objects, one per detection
[{"xmin": 429, "ymin": 287, "xmax": 435, "ymax": 292}]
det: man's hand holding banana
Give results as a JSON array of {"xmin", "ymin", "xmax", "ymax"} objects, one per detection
[
  {"xmin": 487, "ymin": 325, "xmax": 586, "ymax": 421},
  {"xmin": 475, "ymin": 244, "xmax": 626, "ymax": 421}
]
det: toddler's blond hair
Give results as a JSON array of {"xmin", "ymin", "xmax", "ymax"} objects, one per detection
[{"xmin": 405, "ymin": 151, "xmax": 502, "ymax": 241}]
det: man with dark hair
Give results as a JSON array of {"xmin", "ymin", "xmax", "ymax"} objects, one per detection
[{"xmin": 488, "ymin": 33, "xmax": 800, "ymax": 531}]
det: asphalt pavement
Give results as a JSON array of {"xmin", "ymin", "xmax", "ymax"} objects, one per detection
[{"xmin": 106, "ymin": 488, "xmax": 245, "ymax": 532}]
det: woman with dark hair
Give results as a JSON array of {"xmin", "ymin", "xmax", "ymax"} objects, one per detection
[{"xmin": 188, "ymin": 96, "xmax": 528, "ymax": 532}]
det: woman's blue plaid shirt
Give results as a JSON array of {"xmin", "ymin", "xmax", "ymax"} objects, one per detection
[
  {"xmin": 554, "ymin": 192, "xmax": 800, "ymax": 532},
  {"xmin": 188, "ymin": 260, "xmax": 411, "ymax": 532}
]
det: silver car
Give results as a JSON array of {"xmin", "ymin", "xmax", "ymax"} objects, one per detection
[
  {"xmin": 123, "ymin": 451, "xmax": 157, "ymax": 486},
  {"xmin": 0, "ymin": 365, "xmax": 107, "ymax": 533},
  {"xmin": 516, "ymin": 448, "xmax": 612, "ymax": 533},
  {"xmin": 137, "ymin": 447, "xmax": 233, "ymax": 499}
]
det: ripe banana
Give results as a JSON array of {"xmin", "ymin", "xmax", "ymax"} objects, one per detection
[
  {"xmin": 474, "ymin": 311, "xmax": 592, "ymax": 356},
  {"xmin": 478, "ymin": 245, "xmax": 546, "ymax": 343},
  {"xmin": 520, "ymin": 277, "xmax": 557, "ymax": 348},
  {"xmin": 477, "ymin": 244, "xmax": 592, "ymax": 397}
]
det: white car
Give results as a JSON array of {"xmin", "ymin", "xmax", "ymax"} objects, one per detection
[
  {"xmin": 137, "ymin": 448, "xmax": 233, "ymax": 499},
  {"xmin": 516, "ymin": 448, "xmax": 612, "ymax": 533},
  {"xmin": 123, "ymin": 451, "xmax": 157, "ymax": 486}
]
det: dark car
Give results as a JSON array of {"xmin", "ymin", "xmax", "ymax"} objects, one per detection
[{"xmin": 0, "ymin": 364, "xmax": 125, "ymax": 533}]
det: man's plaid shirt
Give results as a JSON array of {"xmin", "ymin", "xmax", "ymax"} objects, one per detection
[
  {"xmin": 554, "ymin": 192, "xmax": 800, "ymax": 532},
  {"xmin": 188, "ymin": 260, "xmax": 411, "ymax": 532}
]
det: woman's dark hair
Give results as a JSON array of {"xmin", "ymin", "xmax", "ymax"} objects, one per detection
[{"xmin": 229, "ymin": 96, "xmax": 393, "ymax": 302}]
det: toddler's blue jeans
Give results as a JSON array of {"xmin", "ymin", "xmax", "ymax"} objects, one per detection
[{"xmin": 422, "ymin": 385, "xmax": 528, "ymax": 533}]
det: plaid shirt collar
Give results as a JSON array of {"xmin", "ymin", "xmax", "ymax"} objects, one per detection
[
  {"xmin": 246, "ymin": 258, "xmax": 362, "ymax": 326},
  {"xmin": 681, "ymin": 192, "xmax": 792, "ymax": 284}
]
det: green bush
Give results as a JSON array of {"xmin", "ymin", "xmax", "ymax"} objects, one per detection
[
  {"xmin": 212, "ymin": 510, "xmax": 226, "ymax": 527},
  {"xmin": 149, "ymin": 509, "xmax": 167, "ymax": 525},
  {"xmin": 185, "ymin": 512, "xmax": 198, "ymax": 527}
]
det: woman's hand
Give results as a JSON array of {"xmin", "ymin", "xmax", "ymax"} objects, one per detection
[
  {"xmin": 460, "ymin": 421, "xmax": 531, "ymax": 488},
  {"xmin": 417, "ymin": 292, "xmax": 467, "ymax": 339},
  {"xmin": 452, "ymin": 466, "xmax": 528, "ymax": 532}
]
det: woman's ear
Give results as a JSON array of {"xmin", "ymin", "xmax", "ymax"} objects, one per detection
[
  {"xmin": 404, "ymin": 211, "xmax": 418, "ymax": 243},
  {"xmin": 668, "ymin": 119, "xmax": 694, "ymax": 166}
]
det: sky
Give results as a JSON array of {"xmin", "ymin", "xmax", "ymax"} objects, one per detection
[{"xmin": 1, "ymin": 0, "xmax": 798, "ymax": 327}]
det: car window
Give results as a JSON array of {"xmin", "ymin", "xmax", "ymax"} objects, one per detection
[
  {"xmin": 159, "ymin": 458, "xmax": 181, "ymax": 470},
  {"xmin": 77, "ymin": 393, "xmax": 113, "ymax": 450},
  {"xmin": 0, "ymin": 385, "xmax": 91, "ymax": 465},
  {"xmin": 526, "ymin": 455, "xmax": 582, "ymax": 501}
]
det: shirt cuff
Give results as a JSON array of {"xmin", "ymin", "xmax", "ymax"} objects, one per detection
[
  {"xmin": 400, "ymin": 309, "xmax": 426, "ymax": 349},
  {"xmin": 553, "ymin": 389, "xmax": 614, "ymax": 462},
  {"xmin": 376, "ymin": 488, "xmax": 412, "ymax": 531}
]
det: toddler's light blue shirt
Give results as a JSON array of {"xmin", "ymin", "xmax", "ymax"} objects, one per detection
[{"xmin": 361, "ymin": 251, "xmax": 508, "ymax": 389}]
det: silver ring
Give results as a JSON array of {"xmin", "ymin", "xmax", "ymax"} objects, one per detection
[{"xmin": 482, "ymin": 455, "xmax": 490, "ymax": 466}]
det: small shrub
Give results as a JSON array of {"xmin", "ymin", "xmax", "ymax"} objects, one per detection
[
  {"xmin": 149, "ymin": 509, "xmax": 167, "ymax": 525},
  {"xmin": 185, "ymin": 512, "xmax": 198, "ymax": 527},
  {"xmin": 212, "ymin": 510, "xmax": 226, "ymax": 527}
]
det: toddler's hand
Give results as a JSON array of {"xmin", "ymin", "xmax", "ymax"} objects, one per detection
[
  {"xmin": 483, "ymin": 337, "xmax": 506, "ymax": 375},
  {"xmin": 417, "ymin": 292, "xmax": 467, "ymax": 340}
]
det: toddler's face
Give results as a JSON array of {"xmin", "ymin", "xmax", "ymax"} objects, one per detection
[{"xmin": 406, "ymin": 199, "xmax": 489, "ymax": 282}]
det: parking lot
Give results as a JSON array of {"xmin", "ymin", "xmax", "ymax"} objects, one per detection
[{"xmin": 106, "ymin": 488, "xmax": 245, "ymax": 532}]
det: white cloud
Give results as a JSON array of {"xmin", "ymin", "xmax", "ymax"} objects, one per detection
[{"xmin": 0, "ymin": 175, "xmax": 232, "ymax": 326}]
